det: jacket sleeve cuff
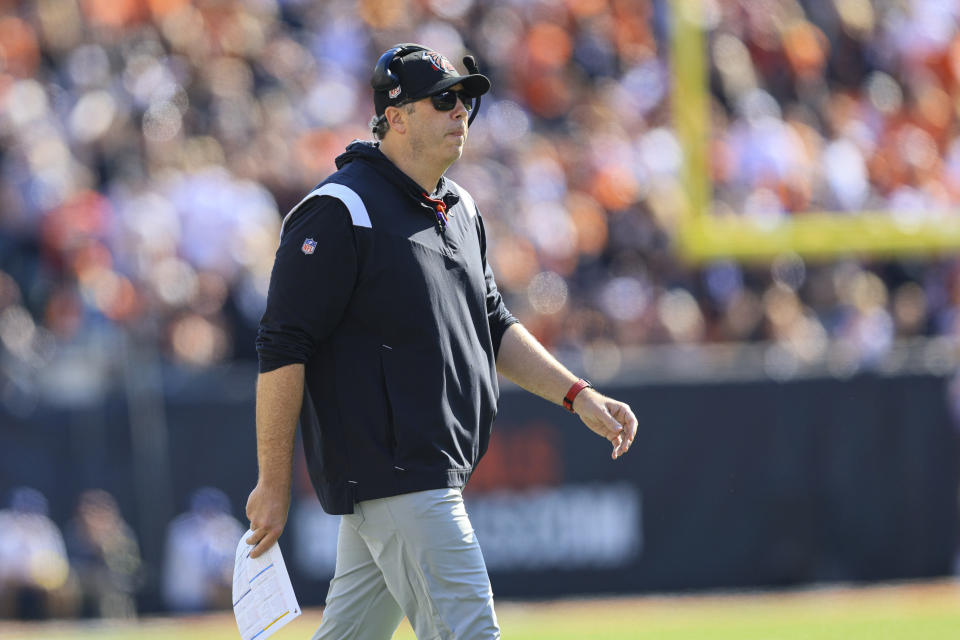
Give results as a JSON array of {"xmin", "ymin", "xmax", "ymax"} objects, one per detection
[
  {"xmin": 256, "ymin": 325, "xmax": 314, "ymax": 372},
  {"xmin": 490, "ymin": 314, "xmax": 520, "ymax": 357},
  {"xmin": 257, "ymin": 354, "xmax": 306, "ymax": 374}
]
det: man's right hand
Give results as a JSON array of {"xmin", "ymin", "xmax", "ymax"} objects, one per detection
[{"xmin": 245, "ymin": 481, "xmax": 291, "ymax": 559}]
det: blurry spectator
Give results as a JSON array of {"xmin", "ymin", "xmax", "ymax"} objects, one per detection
[
  {"xmin": 64, "ymin": 489, "xmax": 141, "ymax": 619},
  {"xmin": 0, "ymin": 487, "xmax": 74, "ymax": 619},
  {"xmin": 161, "ymin": 487, "xmax": 243, "ymax": 613}
]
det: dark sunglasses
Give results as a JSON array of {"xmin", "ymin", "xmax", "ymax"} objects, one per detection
[{"xmin": 429, "ymin": 89, "xmax": 473, "ymax": 112}]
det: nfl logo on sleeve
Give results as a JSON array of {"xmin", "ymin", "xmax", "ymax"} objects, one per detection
[{"xmin": 301, "ymin": 238, "xmax": 317, "ymax": 255}]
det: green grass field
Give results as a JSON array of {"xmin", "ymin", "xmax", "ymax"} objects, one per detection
[{"xmin": 3, "ymin": 581, "xmax": 960, "ymax": 640}]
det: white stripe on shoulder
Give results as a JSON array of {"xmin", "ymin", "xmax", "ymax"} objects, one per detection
[
  {"xmin": 449, "ymin": 181, "xmax": 477, "ymax": 219},
  {"xmin": 281, "ymin": 183, "xmax": 372, "ymax": 234}
]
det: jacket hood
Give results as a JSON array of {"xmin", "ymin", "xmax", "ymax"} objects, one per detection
[
  {"xmin": 334, "ymin": 140, "xmax": 459, "ymax": 216},
  {"xmin": 334, "ymin": 139, "xmax": 387, "ymax": 171}
]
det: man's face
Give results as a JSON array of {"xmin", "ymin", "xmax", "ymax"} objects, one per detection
[{"xmin": 405, "ymin": 83, "xmax": 470, "ymax": 167}]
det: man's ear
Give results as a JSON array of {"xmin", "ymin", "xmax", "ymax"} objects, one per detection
[{"xmin": 384, "ymin": 105, "xmax": 408, "ymax": 135}]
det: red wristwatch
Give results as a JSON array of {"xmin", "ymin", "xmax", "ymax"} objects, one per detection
[{"xmin": 563, "ymin": 378, "xmax": 593, "ymax": 413}]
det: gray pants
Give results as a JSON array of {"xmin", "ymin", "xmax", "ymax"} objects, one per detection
[{"xmin": 312, "ymin": 488, "xmax": 500, "ymax": 640}]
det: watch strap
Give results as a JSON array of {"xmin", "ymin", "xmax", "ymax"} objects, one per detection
[{"xmin": 563, "ymin": 378, "xmax": 593, "ymax": 413}]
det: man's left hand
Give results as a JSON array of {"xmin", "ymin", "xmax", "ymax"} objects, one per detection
[{"xmin": 572, "ymin": 389, "xmax": 638, "ymax": 459}]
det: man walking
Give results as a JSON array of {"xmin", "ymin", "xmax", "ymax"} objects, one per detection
[{"xmin": 245, "ymin": 43, "xmax": 637, "ymax": 640}]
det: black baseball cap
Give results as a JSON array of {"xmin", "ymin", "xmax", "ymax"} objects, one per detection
[{"xmin": 373, "ymin": 46, "xmax": 491, "ymax": 116}]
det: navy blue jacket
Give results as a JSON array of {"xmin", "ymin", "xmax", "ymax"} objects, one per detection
[{"xmin": 256, "ymin": 141, "xmax": 518, "ymax": 514}]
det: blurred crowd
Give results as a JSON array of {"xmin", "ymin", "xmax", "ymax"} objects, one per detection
[
  {"xmin": 1, "ymin": 0, "xmax": 960, "ymax": 415},
  {"xmin": 0, "ymin": 485, "xmax": 243, "ymax": 619}
]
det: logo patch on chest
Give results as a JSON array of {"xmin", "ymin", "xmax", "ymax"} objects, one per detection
[{"xmin": 301, "ymin": 238, "xmax": 317, "ymax": 255}]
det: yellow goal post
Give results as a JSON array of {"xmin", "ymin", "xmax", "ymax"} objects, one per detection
[{"xmin": 670, "ymin": 0, "xmax": 960, "ymax": 263}]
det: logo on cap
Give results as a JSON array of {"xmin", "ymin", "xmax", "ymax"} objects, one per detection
[
  {"xmin": 388, "ymin": 86, "xmax": 401, "ymax": 99},
  {"xmin": 424, "ymin": 51, "xmax": 456, "ymax": 73}
]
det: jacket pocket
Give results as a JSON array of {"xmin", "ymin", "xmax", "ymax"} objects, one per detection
[
  {"xmin": 379, "ymin": 345, "xmax": 399, "ymax": 464},
  {"xmin": 379, "ymin": 344, "xmax": 467, "ymax": 471},
  {"xmin": 332, "ymin": 338, "xmax": 397, "ymax": 471}
]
